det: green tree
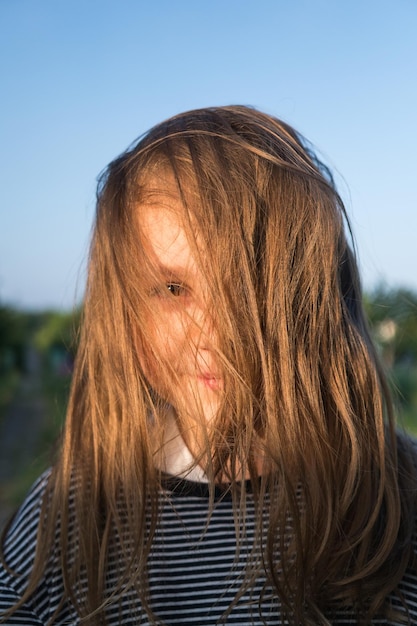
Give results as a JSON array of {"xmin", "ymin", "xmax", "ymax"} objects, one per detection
[
  {"xmin": 0, "ymin": 306, "xmax": 30, "ymax": 373},
  {"xmin": 34, "ymin": 308, "xmax": 81, "ymax": 371},
  {"xmin": 364, "ymin": 286, "xmax": 417, "ymax": 432}
]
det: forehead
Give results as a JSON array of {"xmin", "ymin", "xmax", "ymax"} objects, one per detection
[
  {"xmin": 140, "ymin": 205, "xmax": 190, "ymax": 264},
  {"xmin": 136, "ymin": 176, "xmax": 196, "ymax": 271}
]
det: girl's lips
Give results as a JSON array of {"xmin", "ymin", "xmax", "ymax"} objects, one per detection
[{"xmin": 197, "ymin": 375, "xmax": 222, "ymax": 390}]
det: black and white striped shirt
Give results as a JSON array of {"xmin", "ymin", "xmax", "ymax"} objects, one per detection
[{"xmin": 1, "ymin": 471, "xmax": 417, "ymax": 625}]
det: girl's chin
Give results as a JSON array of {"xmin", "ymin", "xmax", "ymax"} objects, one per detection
[
  {"xmin": 179, "ymin": 398, "xmax": 220, "ymax": 427},
  {"xmin": 149, "ymin": 378, "xmax": 222, "ymax": 425}
]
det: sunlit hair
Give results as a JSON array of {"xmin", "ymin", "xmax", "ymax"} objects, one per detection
[{"xmin": 3, "ymin": 106, "xmax": 417, "ymax": 624}]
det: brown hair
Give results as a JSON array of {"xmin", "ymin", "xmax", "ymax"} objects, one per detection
[{"xmin": 2, "ymin": 105, "xmax": 417, "ymax": 624}]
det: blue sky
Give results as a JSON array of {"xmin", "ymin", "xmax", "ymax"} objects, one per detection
[{"xmin": 1, "ymin": 0, "xmax": 416, "ymax": 310}]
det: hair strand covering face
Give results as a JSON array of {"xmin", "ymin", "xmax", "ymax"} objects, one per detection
[{"xmin": 2, "ymin": 105, "xmax": 417, "ymax": 626}]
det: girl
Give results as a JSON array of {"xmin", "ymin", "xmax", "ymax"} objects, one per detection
[{"xmin": 1, "ymin": 105, "xmax": 416, "ymax": 625}]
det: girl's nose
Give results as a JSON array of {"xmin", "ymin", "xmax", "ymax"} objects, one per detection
[{"xmin": 187, "ymin": 302, "xmax": 216, "ymax": 350}]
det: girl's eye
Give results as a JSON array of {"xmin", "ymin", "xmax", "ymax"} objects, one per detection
[
  {"xmin": 166, "ymin": 282, "xmax": 185, "ymax": 297},
  {"xmin": 149, "ymin": 281, "xmax": 189, "ymax": 299}
]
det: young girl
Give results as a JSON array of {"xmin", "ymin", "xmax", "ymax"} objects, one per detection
[{"xmin": 1, "ymin": 106, "xmax": 416, "ymax": 625}]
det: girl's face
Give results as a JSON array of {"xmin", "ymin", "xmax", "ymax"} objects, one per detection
[{"xmin": 138, "ymin": 186, "xmax": 222, "ymax": 435}]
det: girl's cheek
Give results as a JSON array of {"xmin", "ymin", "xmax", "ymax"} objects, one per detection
[
  {"xmin": 156, "ymin": 311, "xmax": 190, "ymax": 350},
  {"xmin": 136, "ymin": 308, "xmax": 191, "ymax": 392},
  {"xmin": 137, "ymin": 347, "xmax": 171, "ymax": 402}
]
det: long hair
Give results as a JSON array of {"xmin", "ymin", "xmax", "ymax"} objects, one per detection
[{"xmin": 3, "ymin": 105, "xmax": 417, "ymax": 624}]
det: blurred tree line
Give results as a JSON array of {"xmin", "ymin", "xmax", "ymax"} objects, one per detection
[
  {"xmin": 0, "ymin": 307, "xmax": 80, "ymax": 375},
  {"xmin": 0, "ymin": 307, "xmax": 30, "ymax": 412},
  {"xmin": 0, "ymin": 286, "xmax": 417, "ymax": 431},
  {"xmin": 0, "ymin": 306, "xmax": 80, "ymax": 418},
  {"xmin": 364, "ymin": 287, "xmax": 417, "ymax": 432}
]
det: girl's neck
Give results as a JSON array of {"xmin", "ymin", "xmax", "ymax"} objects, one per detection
[
  {"xmin": 155, "ymin": 412, "xmax": 209, "ymax": 482},
  {"xmin": 155, "ymin": 410, "xmax": 268, "ymax": 484}
]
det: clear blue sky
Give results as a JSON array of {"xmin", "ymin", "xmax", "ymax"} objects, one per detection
[{"xmin": 1, "ymin": 0, "xmax": 416, "ymax": 310}]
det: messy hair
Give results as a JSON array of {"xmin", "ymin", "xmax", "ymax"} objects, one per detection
[{"xmin": 3, "ymin": 106, "xmax": 417, "ymax": 624}]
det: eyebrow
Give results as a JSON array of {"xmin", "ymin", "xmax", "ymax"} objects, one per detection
[{"xmin": 155, "ymin": 262, "xmax": 194, "ymax": 279}]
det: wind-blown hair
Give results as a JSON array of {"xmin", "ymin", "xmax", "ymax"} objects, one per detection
[{"xmin": 2, "ymin": 106, "xmax": 417, "ymax": 624}]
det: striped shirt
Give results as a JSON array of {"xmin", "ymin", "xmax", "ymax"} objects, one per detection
[{"xmin": 1, "ymin": 471, "xmax": 417, "ymax": 625}]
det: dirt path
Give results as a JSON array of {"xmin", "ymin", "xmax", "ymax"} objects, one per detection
[{"xmin": 0, "ymin": 348, "xmax": 47, "ymax": 529}]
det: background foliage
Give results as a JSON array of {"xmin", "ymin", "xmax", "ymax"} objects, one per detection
[{"xmin": 364, "ymin": 287, "xmax": 417, "ymax": 433}]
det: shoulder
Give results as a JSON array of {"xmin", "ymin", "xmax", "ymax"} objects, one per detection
[
  {"xmin": 393, "ymin": 432, "xmax": 417, "ymax": 617},
  {"xmin": 1, "ymin": 469, "xmax": 51, "ymax": 574},
  {"xmin": 0, "ymin": 470, "xmax": 55, "ymax": 623}
]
